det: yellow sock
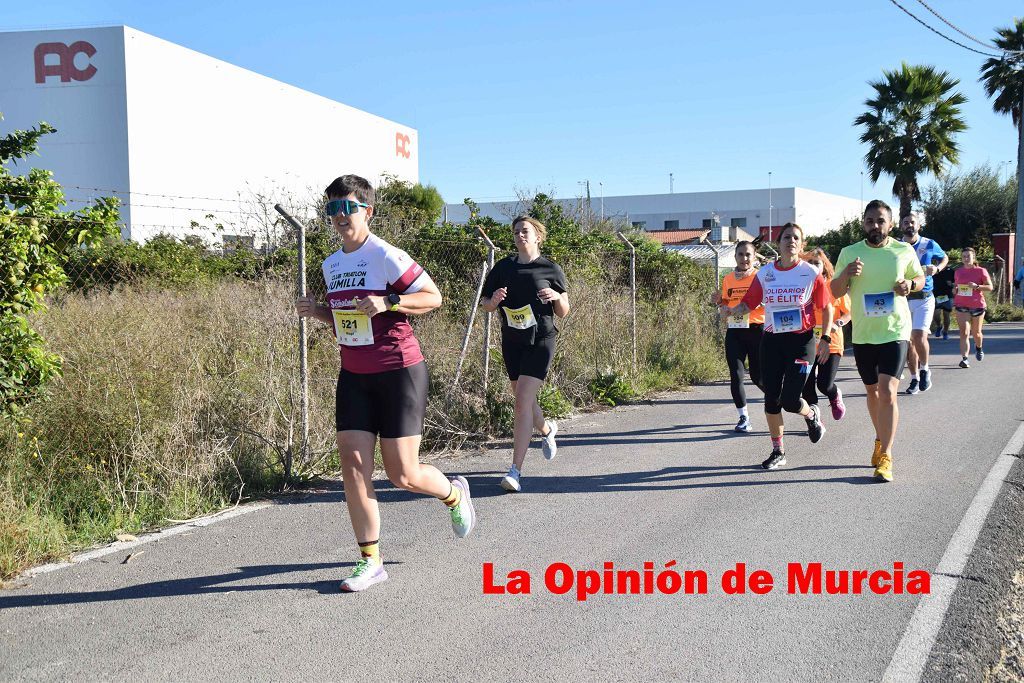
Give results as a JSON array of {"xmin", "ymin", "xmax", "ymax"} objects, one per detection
[
  {"xmin": 441, "ymin": 483, "xmax": 461, "ymax": 509},
  {"xmin": 358, "ymin": 540, "xmax": 380, "ymax": 564}
]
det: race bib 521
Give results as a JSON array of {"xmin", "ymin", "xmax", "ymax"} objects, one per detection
[
  {"xmin": 332, "ymin": 309, "xmax": 374, "ymax": 347},
  {"xmin": 502, "ymin": 304, "xmax": 537, "ymax": 330},
  {"xmin": 863, "ymin": 292, "xmax": 895, "ymax": 318}
]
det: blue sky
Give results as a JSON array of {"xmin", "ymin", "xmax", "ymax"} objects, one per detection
[{"xmin": 3, "ymin": 1, "xmax": 1022, "ymax": 205}]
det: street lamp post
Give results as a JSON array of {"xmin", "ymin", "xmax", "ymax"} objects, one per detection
[
  {"xmin": 599, "ymin": 181, "xmax": 604, "ymax": 220},
  {"xmin": 768, "ymin": 171, "xmax": 773, "ymax": 239}
]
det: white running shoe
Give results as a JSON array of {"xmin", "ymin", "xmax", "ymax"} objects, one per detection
[
  {"xmin": 339, "ymin": 557, "xmax": 388, "ymax": 593},
  {"xmin": 541, "ymin": 420, "xmax": 558, "ymax": 460},
  {"xmin": 449, "ymin": 476, "xmax": 476, "ymax": 538},
  {"xmin": 500, "ymin": 465, "xmax": 522, "ymax": 492}
]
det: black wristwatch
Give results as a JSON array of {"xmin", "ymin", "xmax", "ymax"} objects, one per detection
[
  {"xmin": 387, "ymin": 292, "xmax": 401, "ymax": 311},
  {"xmin": 820, "ymin": 334, "xmax": 832, "ymax": 344}
]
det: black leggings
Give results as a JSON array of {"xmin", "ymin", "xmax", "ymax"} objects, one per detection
[
  {"xmin": 725, "ymin": 325, "xmax": 764, "ymax": 408},
  {"xmin": 760, "ymin": 330, "xmax": 815, "ymax": 416},
  {"xmin": 802, "ymin": 353, "xmax": 841, "ymax": 405}
]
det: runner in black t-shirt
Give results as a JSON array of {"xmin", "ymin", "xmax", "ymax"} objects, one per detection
[
  {"xmin": 481, "ymin": 216, "xmax": 569, "ymax": 493},
  {"xmin": 930, "ymin": 264, "xmax": 955, "ymax": 341}
]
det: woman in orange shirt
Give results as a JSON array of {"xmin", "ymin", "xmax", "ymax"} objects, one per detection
[
  {"xmin": 716, "ymin": 241, "xmax": 766, "ymax": 432},
  {"xmin": 801, "ymin": 248, "xmax": 850, "ymax": 421}
]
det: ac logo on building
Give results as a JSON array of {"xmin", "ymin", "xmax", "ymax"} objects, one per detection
[
  {"xmin": 395, "ymin": 132, "xmax": 411, "ymax": 159},
  {"xmin": 34, "ymin": 42, "xmax": 97, "ymax": 84}
]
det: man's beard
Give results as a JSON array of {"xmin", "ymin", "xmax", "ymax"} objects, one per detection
[{"xmin": 867, "ymin": 230, "xmax": 886, "ymax": 245}]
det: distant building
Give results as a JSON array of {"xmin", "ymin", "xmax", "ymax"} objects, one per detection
[
  {"xmin": 0, "ymin": 26, "xmax": 419, "ymax": 243},
  {"xmin": 445, "ymin": 187, "xmax": 862, "ymax": 243}
]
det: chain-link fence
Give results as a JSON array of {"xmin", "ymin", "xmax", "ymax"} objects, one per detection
[{"xmin": 3, "ymin": 211, "xmax": 723, "ymax": 528}]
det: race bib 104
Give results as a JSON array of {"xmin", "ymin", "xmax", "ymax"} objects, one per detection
[
  {"xmin": 772, "ymin": 308, "xmax": 801, "ymax": 333},
  {"xmin": 502, "ymin": 304, "xmax": 538, "ymax": 330},
  {"xmin": 332, "ymin": 309, "xmax": 374, "ymax": 347},
  {"xmin": 727, "ymin": 312, "xmax": 750, "ymax": 329},
  {"xmin": 863, "ymin": 292, "xmax": 895, "ymax": 318}
]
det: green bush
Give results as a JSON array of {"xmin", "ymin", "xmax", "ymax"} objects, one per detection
[{"xmin": 589, "ymin": 367, "xmax": 637, "ymax": 407}]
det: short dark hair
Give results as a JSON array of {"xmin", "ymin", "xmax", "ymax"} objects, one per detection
[
  {"xmin": 325, "ymin": 175, "xmax": 375, "ymax": 205},
  {"xmin": 734, "ymin": 240, "xmax": 755, "ymax": 255},
  {"xmin": 864, "ymin": 199, "xmax": 892, "ymax": 219}
]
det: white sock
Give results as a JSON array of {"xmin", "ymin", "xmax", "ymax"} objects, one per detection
[
  {"xmin": 738, "ymin": 406, "xmax": 749, "ymax": 419},
  {"xmin": 921, "ymin": 364, "xmax": 929, "ymax": 372}
]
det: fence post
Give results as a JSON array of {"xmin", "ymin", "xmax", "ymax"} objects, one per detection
[
  {"xmin": 615, "ymin": 231, "xmax": 637, "ymax": 373},
  {"xmin": 454, "ymin": 231, "xmax": 491, "ymax": 387},
  {"xmin": 480, "ymin": 229, "xmax": 497, "ymax": 396},
  {"xmin": 274, "ymin": 204, "xmax": 309, "ymax": 482}
]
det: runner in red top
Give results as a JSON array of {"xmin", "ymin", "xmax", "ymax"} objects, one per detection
[{"xmin": 725, "ymin": 223, "xmax": 833, "ymax": 470}]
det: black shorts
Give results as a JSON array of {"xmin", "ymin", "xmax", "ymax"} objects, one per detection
[
  {"xmin": 935, "ymin": 299, "xmax": 953, "ymax": 312},
  {"xmin": 853, "ymin": 341, "xmax": 908, "ymax": 386},
  {"xmin": 336, "ymin": 361, "xmax": 428, "ymax": 438},
  {"xmin": 502, "ymin": 331, "xmax": 556, "ymax": 381},
  {"xmin": 955, "ymin": 306, "xmax": 986, "ymax": 317}
]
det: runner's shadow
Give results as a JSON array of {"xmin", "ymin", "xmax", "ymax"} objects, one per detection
[{"xmin": 0, "ymin": 561, "xmax": 401, "ymax": 607}]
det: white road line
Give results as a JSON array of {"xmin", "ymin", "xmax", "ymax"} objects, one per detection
[
  {"xmin": 21, "ymin": 501, "xmax": 274, "ymax": 579},
  {"xmin": 883, "ymin": 421, "xmax": 1024, "ymax": 682}
]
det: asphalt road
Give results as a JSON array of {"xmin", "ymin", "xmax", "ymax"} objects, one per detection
[{"xmin": 2, "ymin": 323, "xmax": 1022, "ymax": 682}]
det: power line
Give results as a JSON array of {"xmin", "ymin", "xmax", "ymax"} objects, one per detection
[
  {"xmin": 887, "ymin": 0, "xmax": 1003, "ymax": 58},
  {"xmin": 913, "ymin": 0, "xmax": 1024, "ymax": 56}
]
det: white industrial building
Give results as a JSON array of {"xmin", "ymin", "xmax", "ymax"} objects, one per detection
[
  {"xmin": 0, "ymin": 26, "xmax": 418, "ymax": 243},
  {"xmin": 444, "ymin": 187, "xmax": 864, "ymax": 242}
]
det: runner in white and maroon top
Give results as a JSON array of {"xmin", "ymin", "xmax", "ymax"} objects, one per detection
[
  {"xmin": 295, "ymin": 174, "xmax": 476, "ymax": 593},
  {"xmin": 725, "ymin": 223, "xmax": 833, "ymax": 470}
]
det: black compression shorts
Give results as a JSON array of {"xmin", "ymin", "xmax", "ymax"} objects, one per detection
[
  {"xmin": 853, "ymin": 341, "xmax": 908, "ymax": 386},
  {"xmin": 336, "ymin": 361, "xmax": 428, "ymax": 438},
  {"xmin": 502, "ymin": 332, "xmax": 556, "ymax": 381}
]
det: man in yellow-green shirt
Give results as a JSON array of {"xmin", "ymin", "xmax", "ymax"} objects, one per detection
[{"xmin": 832, "ymin": 200, "xmax": 925, "ymax": 483}]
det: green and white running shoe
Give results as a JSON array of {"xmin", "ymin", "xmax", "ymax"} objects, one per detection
[
  {"xmin": 541, "ymin": 420, "xmax": 558, "ymax": 460},
  {"xmin": 449, "ymin": 476, "xmax": 476, "ymax": 538},
  {"xmin": 339, "ymin": 557, "xmax": 388, "ymax": 593}
]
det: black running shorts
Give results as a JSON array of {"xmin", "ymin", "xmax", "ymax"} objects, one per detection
[
  {"xmin": 955, "ymin": 306, "xmax": 986, "ymax": 317},
  {"xmin": 336, "ymin": 361, "xmax": 428, "ymax": 438},
  {"xmin": 501, "ymin": 331, "xmax": 557, "ymax": 381},
  {"xmin": 853, "ymin": 341, "xmax": 909, "ymax": 386}
]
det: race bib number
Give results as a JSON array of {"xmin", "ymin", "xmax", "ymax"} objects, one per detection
[
  {"xmin": 935, "ymin": 295, "xmax": 949, "ymax": 304},
  {"xmin": 772, "ymin": 308, "xmax": 801, "ymax": 333},
  {"xmin": 727, "ymin": 312, "xmax": 750, "ymax": 329},
  {"xmin": 957, "ymin": 284, "xmax": 974, "ymax": 297},
  {"xmin": 332, "ymin": 309, "xmax": 374, "ymax": 347},
  {"xmin": 502, "ymin": 304, "xmax": 537, "ymax": 330},
  {"xmin": 813, "ymin": 325, "xmax": 823, "ymax": 342},
  {"xmin": 863, "ymin": 292, "xmax": 895, "ymax": 318}
]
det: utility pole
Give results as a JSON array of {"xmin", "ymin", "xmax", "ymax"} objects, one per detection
[
  {"xmin": 1016, "ymin": 80, "xmax": 1024, "ymax": 285},
  {"xmin": 669, "ymin": 173, "xmax": 674, "ymax": 194},
  {"xmin": 599, "ymin": 181, "xmax": 604, "ymax": 220},
  {"xmin": 768, "ymin": 171, "xmax": 773, "ymax": 238}
]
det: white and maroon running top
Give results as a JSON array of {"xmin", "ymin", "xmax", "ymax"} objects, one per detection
[
  {"xmin": 321, "ymin": 232, "xmax": 434, "ymax": 374},
  {"xmin": 740, "ymin": 259, "xmax": 829, "ymax": 334}
]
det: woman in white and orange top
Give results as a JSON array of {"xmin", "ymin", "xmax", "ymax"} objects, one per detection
[
  {"xmin": 953, "ymin": 247, "xmax": 993, "ymax": 368},
  {"xmin": 716, "ymin": 241, "xmax": 766, "ymax": 433},
  {"xmin": 801, "ymin": 248, "xmax": 851, "ymax": 421}
]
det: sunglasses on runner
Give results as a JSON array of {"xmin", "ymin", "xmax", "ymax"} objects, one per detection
[{"xmin": 325, "ymin": 199, "xmax": 370, "ymax": 217}]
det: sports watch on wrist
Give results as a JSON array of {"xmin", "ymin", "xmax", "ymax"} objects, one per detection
[{"xmin": 387, "ymin": 292, "xmax": 401, "ymax": 311}]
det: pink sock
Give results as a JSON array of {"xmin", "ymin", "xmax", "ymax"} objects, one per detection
[{"xmin": 771, "ymin": 436, "xmax": 784, "ymax": 452}]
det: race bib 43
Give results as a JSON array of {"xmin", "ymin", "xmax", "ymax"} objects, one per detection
[{"xmin": 863, "ymin": 292, "xmax": 895, "ymax": 318}]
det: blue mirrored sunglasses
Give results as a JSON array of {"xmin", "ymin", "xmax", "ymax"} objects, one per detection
[{"xmin": 325, "ymin": 199, "xmax": 370, "ymax": 217}]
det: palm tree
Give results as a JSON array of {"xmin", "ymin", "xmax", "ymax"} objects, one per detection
[
  {"xmin": 979, "ymin": 19, "xmax": 1024, "ymax": 136},
  {"xmin": 855, "ymin": 63, "xmax": 968, "ymax": 219}
]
